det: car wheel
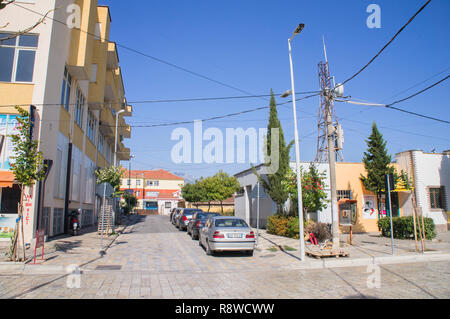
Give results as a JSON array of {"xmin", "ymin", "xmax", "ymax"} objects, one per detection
[{"xmin": 206, "ymin": 241, "xmax": 214, "ymax": 256}]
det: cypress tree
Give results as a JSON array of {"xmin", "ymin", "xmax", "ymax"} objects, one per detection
[
  {"xmin": 360, "ymin": 122, "xmax": 394, "ymax": 216},
  {"xmin": 253, "ymin": 90, "xmax": 293, "ymax": 214}
]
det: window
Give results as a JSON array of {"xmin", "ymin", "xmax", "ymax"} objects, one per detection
[
  {"xmin": 136, "ymin": 180, "xmax": 141, "ymax": 186},
  {"xmin": 337, "ymin": 190, "xmax": 352, "ymax": 201},
  {"xmin": 0, "ymin": 33, "xmax": 38, "ymax": 82},
  {"xmin": 429, "ymin": 187, "xmax": 446, "ymax": 210},
  {"xmin": 86, "ymin": 110, "xmax": 97, "ymax": 142},
  {"xmin": 61, "ymin": 67, "xmax": 72, "ymax": 111},
  {"xmin": 154, "ymin": 181, "xmax": 159, "ymax": 187},
  {"xmin": 165, "ymin": 202, "xmax": 171, "ymax": 209},
  {"xmin": 146, "ymin": 180, "xmax": 153, "ymax": 186},
  {"xmin": 75, "ymin": 87, "xmax": 85, "ymax": 128},
  {"xmin": 98, "ymin": 132, "xmax": 104, "ymax": 154},
  {"xmin": 135, "ymin": 191, "xmax": 140, "ymax": 197}
]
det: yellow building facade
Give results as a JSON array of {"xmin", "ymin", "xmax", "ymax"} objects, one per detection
[{"xmin": 0, "ymin": 1, "xmax": 132, "ymax": 243}]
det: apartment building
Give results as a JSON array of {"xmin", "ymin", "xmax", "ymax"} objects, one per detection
[
  {"xmin": 120, "ymin": 170, "xmax": 184, "ymax": 216},
  {"xmin": 0, "ymin": 1, "xmax": 132, "ymax": 243}
]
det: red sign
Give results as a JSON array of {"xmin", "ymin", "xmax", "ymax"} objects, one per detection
[{"xmin": 33, "ymin": 229, "xmax": 45, "ymax": 264}]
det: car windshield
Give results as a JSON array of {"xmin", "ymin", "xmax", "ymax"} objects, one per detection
[
  {"xmin": 183, "ymin": 209, "xmax": 202, "ymax": 216},
  {"xmin": 197, "ymin": 213, "xmax": 219, "ymax": 219},
  {"xmin": 214, "ymin": 219, "xmax": 248, "ymax": 228}
]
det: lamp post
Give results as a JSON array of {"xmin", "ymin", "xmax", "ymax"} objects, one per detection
[
  {"xmin": 128, "ymin": 155, "xmax": 135, "ymax": 214},
  {"xmin": 114, "ymin": 109, "xmax": 125, "ymax": 167},
  {"xmin": 284, "ymin": 23, "xmax": 306, "ymax": 261}
]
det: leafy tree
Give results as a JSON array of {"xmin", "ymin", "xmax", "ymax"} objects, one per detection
[
  {"xmin": 282, "ymin": 163, "xmax": 328, "ymax": 217},
  {"xmin": 95, "ymin": 165, "xmax": 125, "ymax": 195},
  {"xmin": 360, "ymin": 123, "xmax": 395, "ymax": 216},
  {"xmin": 8, "ymin": 106, "xmax": 46, "ymax": 261},
  {"xmin": 253, "ymin": 90, "xmax": 293, "ymax": 214},
  {"xmin": 181, "ymin": 180, "xmax": 208, "ymax": 208},
  {"xmin": 121, "ymin": 193, "xmax": 138, "ymax": 214},
  {"xmin": 208, "ymin": 171, "xmax": 240, "ymax": 214}
]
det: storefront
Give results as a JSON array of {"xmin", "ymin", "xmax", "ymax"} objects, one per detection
[{"xmin": 0, "ymin": 171, "xmax": 19, "ymax": 240}]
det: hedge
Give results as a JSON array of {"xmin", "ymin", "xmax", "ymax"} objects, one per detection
[
  {"xmin": 377, "ymin": 216, "xmax": 436, "ymax": 240},
  {"xmin": 267, "ymin": 214, "xmax": 316, "ymax": 240}
]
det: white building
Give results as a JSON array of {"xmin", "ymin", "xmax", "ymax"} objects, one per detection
[
  {"xmin": 396, "ymin": 150, "xmax": 449, "ymax": 232},
  {"xmin": 234, "ymin": 162, "xmax": 331, "ymax": 228}
]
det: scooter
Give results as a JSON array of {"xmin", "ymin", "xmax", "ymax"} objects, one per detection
[{"xmin": 69, "ymin": 209, "xmax": 81, "ymax": 236}]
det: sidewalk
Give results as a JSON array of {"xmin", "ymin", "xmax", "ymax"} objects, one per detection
[
  {"xmin": 0, "ymin": 214, "xmax": 137, "ymax": 267},
  {"xmin": 253, "ymin": 228, "xmax": 450, "ymax": 268}
]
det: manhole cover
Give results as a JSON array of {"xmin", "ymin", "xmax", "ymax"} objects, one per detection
[{"xmin": 95, "ymin": 265, "xmax": 122, "ymax": 270}]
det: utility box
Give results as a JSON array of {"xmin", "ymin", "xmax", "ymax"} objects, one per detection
[{"xmin": 338, "ymin": 199, "xmax": 357, "ymax": 226}]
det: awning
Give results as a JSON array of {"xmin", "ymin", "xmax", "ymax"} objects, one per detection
[{"xmin": 0, "ymin": 171, "xmax": 15, "ymax": 188}]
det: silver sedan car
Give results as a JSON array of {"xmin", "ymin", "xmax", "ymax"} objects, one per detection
[{"xmin": 199, "ymin": 216, "xmax": 255, "ymax": 256}]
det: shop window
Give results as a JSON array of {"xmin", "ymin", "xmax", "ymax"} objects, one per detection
[{"xmin": 429, "ymin": 187, "xmax": 446, "ymax": 210}]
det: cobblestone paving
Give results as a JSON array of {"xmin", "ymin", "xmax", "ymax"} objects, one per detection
[{"xmin": 0, "ymin": 215, "xmax": 449, "ymax": 299}]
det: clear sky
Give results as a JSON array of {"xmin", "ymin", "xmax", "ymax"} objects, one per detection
[{"xmin": 101, "ymin": 0, "xmax": 450, "ymax": 180}]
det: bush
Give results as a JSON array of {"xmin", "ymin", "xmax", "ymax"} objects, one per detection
[
  {"xmin": 267, "ymin": 215, "xmax": 323, "ymax": 240},
  {"xmin": 267, "ymin": 214, "xmax": 290, "ymax": 237},
  {"xmin": 305, "ymin": 222, "xmax": 332, "ymax": 242},
  {"xmin": 377, "ymin": 216, "xmax": 436, "ymax": 240},
  {"xmin": 221, "ymin": 210, "xmax": 235, "ymax": 216}
]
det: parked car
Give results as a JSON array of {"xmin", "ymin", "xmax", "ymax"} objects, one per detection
[
  {"xmin": 171, "ymin": 208, "xmax": 183, "ymax": 225},
  {"xmin": 199, "ymin": 216, "xmax": 255, "ymax": 256},
  {"xmin": 176, "ymin": 208, "xmax": 203, "ymax": 231},
  {"xmin": 187, "ymin": 212, "xmax": 220, "ymax": 240},
  {"xmin": 169, "ymin": 207, "xmax": 179, "ymax": 223}
]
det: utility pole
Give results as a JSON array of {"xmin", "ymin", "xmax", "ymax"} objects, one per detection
[{"xmin": 325, "ymin": 89, "xmax": 339, "ymax": 248}]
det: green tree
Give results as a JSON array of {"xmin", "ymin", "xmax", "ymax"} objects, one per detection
[
  {"xmin": 181, "ymin": 180, "xmax": 208, "ymax": 208},
  {"xmin": 95, "ymin": 165, "xmax": 125, "ymax": 196},
  {"xmin": 360, "ymin": 123, "xmax": 395, "ymax": 216},
  {"xmin": 9, "ymin": 106, "xmax": 47, "ymax": 261},
  {"xmin": 253, "ymin": 90, "xmax": 293, "ymax": 214},
  {"xmin": 282, "ymin": 163, "xmax": 328, "ymax": 217},
  {"xmin": 209, "ymin": 171, "xmax": 240, "ymax": 214},
  {"xmin": 121, "ymin": 193, "xmax": 138, "ymax": 214}
]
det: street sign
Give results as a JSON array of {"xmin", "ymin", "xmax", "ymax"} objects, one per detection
[
  {"xmin": 33, "ymin": 229, "xmax": 45, "ymax": 264},
  {"xmin": 251, "ymin": 183, "xmax": 267, "ymax": 199},
  {"xmin": 96, "ymin": 182, "xmax": 113, "ymax": 197}
]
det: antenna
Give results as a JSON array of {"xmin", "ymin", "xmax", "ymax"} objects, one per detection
[{"xmin": 315, "ymin": 38, "xmax": 344, "ymax": 163}]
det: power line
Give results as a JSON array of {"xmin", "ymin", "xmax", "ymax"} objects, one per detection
[
  {"xmin": 100, "ymin": 93, "xmax": 320, "ymax": 128},
  {"xmin": 341, "ymin": 0, "xmax": 432, "ymax": 86},
  {"xmin": 337, "ymin": 75, "xmax": 450, "ymax": 124},
  {"xmin": 12, "ymin": 2, "xmax": 273, "ymax": 98},
  {"xmin": 0, "ymin": 91, "xmax": 319, "ymax": 109}
]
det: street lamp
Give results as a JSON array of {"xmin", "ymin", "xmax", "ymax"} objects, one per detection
[
  {"xmin": 284, "ymin": 23, "xmax": 306, "ymax": 261},
  {"xmin": 114, "ymin": 109, "xmax": 125, "ymax": 167},
  {"xmin": 128, "ymin": 155, "xmax": 135, "ymax": 214}
]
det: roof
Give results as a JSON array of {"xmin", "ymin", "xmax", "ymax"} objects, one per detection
[
  {"xmin": 125, "ymin": 169, "xmax": 184, "ymax": 181},
  {"xmin": 0, "ymin": 171, "xmax": 15, "ymax": 188}
]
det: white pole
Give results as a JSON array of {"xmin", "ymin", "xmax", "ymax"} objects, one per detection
[
  {"xmin": 288, "ymin": 38, "xmax": 305, "ymax": 261},
  {"xmin": 256, "ymin": 181, "xmax": 260, "ymax": 246}
]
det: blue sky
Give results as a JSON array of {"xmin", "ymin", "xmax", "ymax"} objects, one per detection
[{"xmin": 102, "ymin": 0, "xmax": 450, "ymax": 180}]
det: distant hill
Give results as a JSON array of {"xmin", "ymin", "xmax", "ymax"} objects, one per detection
[{"xmin": 172, "ymin": 171, "xmax": 197, "ymax": 184}]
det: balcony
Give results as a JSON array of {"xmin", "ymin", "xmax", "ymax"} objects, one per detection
[
  {"xmin": 123, "ymin": 104, "xmax": 133, "ymax": 117},
  {"xmin": 107, "ymin": 42, "xmax": 119, "ymax": 71},
  {"xmin": 99, "ymin": 107, "xmax": 114, "ymax": 136},
  {"xmin": 104, "ymin": 70, "xmax": 117, "ymax": 102},
  {"xmin": 118, "ymin": 143, "xmax": 130, "ymax": 161}
]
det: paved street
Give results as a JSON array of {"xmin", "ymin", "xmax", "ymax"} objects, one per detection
[{"xmin": 0, "ymin": 215, "xmax": 449, "ymax": 299}]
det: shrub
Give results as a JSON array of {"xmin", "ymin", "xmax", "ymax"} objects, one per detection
[
  {"xmin": 221, "ymin": 210, "xmax": 235, "ymax": 216},
  {"xmin": 307, "ymin": 222, "xmax": 332, "ymax": 242},
  {"xmin": 377, "ymin": 216, "xmax": 436, "ymax": 240},
  {"xmin": 267, "ymin": 214, "xmax": 290, "ymax": 237}
]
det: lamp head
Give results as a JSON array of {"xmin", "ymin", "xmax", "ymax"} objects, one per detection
[
  {"xmin": 293, "ymin": 23, "xmax": 305, "ymax": 36},
  {"xmin": 281, "ymin": 90, "xmax": 292, "ymax": 98}
]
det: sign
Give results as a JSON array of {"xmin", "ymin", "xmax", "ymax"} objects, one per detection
[
  {"xmin": 33, "ymin": 229, "xmax": 45, "ymax": 264},
  {"xmin": 0, "ymin": 114, "xmax": 19, "ymax": 169},
  {"xmin": 251, "ymin": 183, "xmax": 267, "ymax": 199},
  {"xmin": 362, "ymin": 195, "xmax": 377, "ymax": 220},
  {"xmin": 96, "ymin": 182, "xmax": 113, "ymax": 197},
  {"xmin": 0, "ymin": 215, "xmax": 16, "ymax": 239}
]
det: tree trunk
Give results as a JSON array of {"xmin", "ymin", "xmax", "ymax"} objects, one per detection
[{"xmin": 220, "ymin": 201, "xmax": 223, "ymax": 215}]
